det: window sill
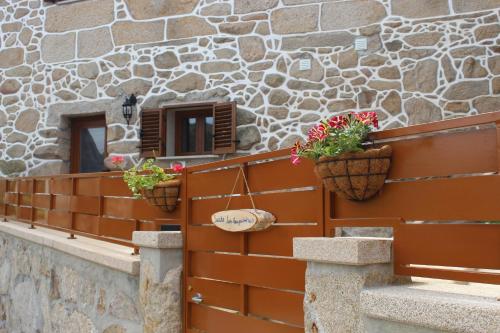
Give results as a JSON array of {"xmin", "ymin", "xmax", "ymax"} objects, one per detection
[{"xmin": 157, "ymin": 155, "xmax": 220, "ymax": 161}]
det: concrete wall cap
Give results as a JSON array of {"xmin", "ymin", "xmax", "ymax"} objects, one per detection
[
  {"xmin": 293, "ymin": 237, "xmax": 392, "ymax": 265},
  {"xmin": 361, "ymin": 283, "xmax": 500, "ymax": 332},
  {"xmin": 0, "ymin": 220, "xmax": 140, "ymax": 275},
  {"xmin": 133, "ymin": 231, "xmax": 183, "ymax": 249}
]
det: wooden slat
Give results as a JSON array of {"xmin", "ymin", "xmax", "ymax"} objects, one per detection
[
  {"xmin": 76, "ymin": 177, "xmax": 100, "ymax": 196},
  {"xmin": 70, "ymin": 196, "xmax": 99, "ymax": 215},
  {"xmin": 19, "ymin": 194, "xmax": 32, "ymax": 206},
  {"xmin": 247, "ymin": 286, "xmax": 304, "ymax": 327},
  {"xmin": 50, "ymin": 178, "xmax": 72, "ymax": 195},
  {"xmin": 187, "ymin": 277, "xmax": 240, "ymax": 311},
  {"xmin": 103, "ymin": 197, "xmax": 178, "ymax": 220},
  {"xmin": 100, "ymin": 217, "xmax": 136, "ymax": 240},
  {"xmin": 73, "ymin": 213, "xmax": 100, "ymax": 234},
  {"xmin": 48, "ymin": 210, "xmax": 72, "ymax": 229},
  {"xmin": 4, "ymin": 193, "xmax": 17, "ymax": 205},
  {"xmin": 394, "ymin": 223, "xmax": 500, "ymax": 270},
  {"xmin": 34, "ymin": 209, "xmax": 48, "ymax": 223},
  {"xmin": 190, "ymin": 252, "xmax": 305, "ymax": 292},
  {"xmin": 101, "ymin": 176, "xmax": 132, "ymax": 197},
  {"xmin": 190, "ymin": 190, "xmax": 322, "ymax": 225},
  {"xmin": 53, "ymin": 195, "xmax": 71, "ymax": 211},
  {"xmin": 385, "ymin": 127, "xmax": 497, "ymax": 179},
  {"xmin": 333, "ymin": 175, "xmax": 500, "ymax": 221},
  {"xmin": 33, "ymin": 194, "xmax": 51, "ymax": 209},
  {"xmin": 16, "ymin": 206, "xmax": 31, "ymax": 221},
  {"xmin": 188, "ymin": 225, "xmax": 321, "ymax": 257},
  {"xmin": 369, "ymin": 111, "xmax": 500, "ymax": 140},
  {"xmin": 190, "ymin": 304, "xmax": 303, "ymax": 333},
  {"xmin": 18, "ymin": 180, "xmax": 32, "ymax": 193}
]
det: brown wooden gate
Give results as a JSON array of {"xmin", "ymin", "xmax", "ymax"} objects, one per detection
[{"xmin": 183, "ymin": 150, "xmax": 325, "ymax": 332}]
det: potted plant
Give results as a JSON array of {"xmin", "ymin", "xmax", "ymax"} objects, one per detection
[
  {"xmin": 291, "ymin": 112, "xmax": 392, "ymax": 201},
  {"xmin": 112, "ymin": 157, "xmax": 184, "ymax": 212}
]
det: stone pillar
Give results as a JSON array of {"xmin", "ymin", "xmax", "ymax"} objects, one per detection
[
  {"xmin": 133, "ymin": 231, "xmax": 183, "ymax": 333},
  {"xmin": 293, "ymin": 237, "xmax": 406, "ymax": 333}
]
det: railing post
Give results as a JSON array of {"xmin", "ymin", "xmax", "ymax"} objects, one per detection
[
  {"xmin": 2, "ymin": 180, "xmax": 8, "ymax": 222},
  {"xmin": 496, "ymin": 120, "xmax": 500, "ymax": 173},
  {"xmin": 68, "ymin": 177, "xmax": 76, "ymax": 239},
  {"xmin": 29, "ymin": 179, "xmax": 36, "ymax": 229}
]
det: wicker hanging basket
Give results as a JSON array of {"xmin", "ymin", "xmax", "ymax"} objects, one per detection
[
  {"xmin": 140, "ymin": 179, "xmax": 181, "ymax": 212},
  {"xmin": 314, "ymin": 145, "xmax": 392, "ymax": 201}
]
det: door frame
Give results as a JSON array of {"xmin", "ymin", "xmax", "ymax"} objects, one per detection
[{"xmin": 70, "ymin": 115, "xmax": 107, "ymax": 174}]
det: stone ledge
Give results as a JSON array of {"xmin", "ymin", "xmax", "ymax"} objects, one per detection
[
  {"xmin": 361, "ymin": 282, "xmax": 500, "ymax": 332},
  {"xmin": 0, "ymin": 220, "xmax": 140, "ymax": 275},
  {"xmin": 293, "ymin": 237, "xmax": 392, "ymax": 265},
  {"xmin": 133, "ymin": 231, "xmax": 183, "ymax": 249}
]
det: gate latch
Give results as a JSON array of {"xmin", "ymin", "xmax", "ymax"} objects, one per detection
[{"xmin": 191, "ymin": 293, "xmax": 203, "ymax": 304}]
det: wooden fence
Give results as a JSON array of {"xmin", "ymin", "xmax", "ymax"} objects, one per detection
[
  {"xmin": 328, "ymin": 112, "xmax": 500, "ymax": 285},
  {"xmin": 0, "ymin": 171, "xmax": 185, "ymax": 249}
]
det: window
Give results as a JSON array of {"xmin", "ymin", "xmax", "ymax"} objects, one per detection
[
  {"xmin": 175, "ymin": 110, "xmax": 213, "ymax": 156},
  {"xmin": 140, "ymin": 102, "xmax": 237, "ymax": 158}
]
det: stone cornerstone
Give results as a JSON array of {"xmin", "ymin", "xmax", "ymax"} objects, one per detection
[
  {"xmin": 0, "ymin": 0, "xmax": 499, "ymax": 176},
  {"xmin": 0, "ymin": 222, "xmax": 182, "ymax": 333}
]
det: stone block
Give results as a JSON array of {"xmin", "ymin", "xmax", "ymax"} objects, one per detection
[
  {"xmin": 271, "ymin": 5, "xmax": 319, "ymax": 34},
  {"xmin": 41, "ymin": 33, "xmax": 76, "ymax": 63},
  {"xmin": 403, "ymin": 59, "xmax": 438, "ymax": 93},
  {"xmin": 78, "ymin": 27, "xmax": 113, "ymax": 58},
  {"xmin": 15, "ymin": 109, "xmax": 39, "ymax": 133},
  {"xmin": 238, "ymin": 36, "xmax": 266, "ymax": 62},
  {"xmin": 281, "ymin": 32, "xmax": 354, "ymax": 50},
  {"xmin": 391, "ymin": 0, "xmax": 449, "ymax": 18},
  {"xmin": 124, "ymin": 0, "xmax": 199, "ymax": 19},
  {"xmin": 112, "ymin": 20, "xmax": 165, "ymax": 46},
  {"xmin": 167, "ymin": 16, "xmax": 216, "ymax": 39},
  {"xmin": 234, "ymin": 0, "xmax": 279, "ymax": 14},
  {"xmin": 294, "ymin": 237, "xmax": 392, "ymax": 265},
  {"xmin": 443, "ymin": 80, "xmax": 490, "ymax": 101},
  {"xmin": 321, "ymin": 0, "xmax": 386, "ymax": 31},
  {"xmin": 0, "ymin": 48, "xmax": 24, "ymax": 68},
  {"xmin": 133, "ymin": 231, "xmax": 183, "ymax": 249},
  {"xmin": 167, "ymin": 73, "xmax": 206, "ymax": 93},
  {"xmin": 45, "ymin": 0, "xmax": 114, "ymax": 33},
  {"xmin": 453, "ymin": 0, "xmax": 500, "ymax": 13},
  {"xmin": 404, "ymin": 97, "xmax": 442, "ymax": 125}
]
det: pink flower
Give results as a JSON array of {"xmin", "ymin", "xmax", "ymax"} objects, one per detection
[
  {"xmin": 111, "ymin": 156, "xmax": 124, "ymax": 166},
  {"xmin": 354, "ymin": 112, "xmax": 379, "ymax": 128},
  {"xmin": 290, "ymin": 141, "xmax": 302, "ymax": 166},
  {"xmin": 328, "ymin": 115, "xmax": 348, "ymax": 129},
  {"xmin": 308, "ymin": 124, "xmax": 328, "ymax": 142},
  {"xmin": 172, "ymin": 164, "xmax": 184, "ymax": 173}
]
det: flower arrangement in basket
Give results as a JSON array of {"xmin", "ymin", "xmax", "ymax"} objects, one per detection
[
  {"xmin": 291, "ymin": 112, "xmax": 392, "ymax": 201},
  {"xmin": 112, "ymin": 156, "xmax": 184, "ymax": 212}
]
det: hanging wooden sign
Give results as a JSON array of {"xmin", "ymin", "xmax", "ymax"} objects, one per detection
[{"xmin": 211, "ymin": 209, "xmax": 276, "ymax": 232}]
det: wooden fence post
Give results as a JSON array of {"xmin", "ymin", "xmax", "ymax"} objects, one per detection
[{"xmin": 68, "ymin": 177, "xmax": 76, "ymax": 239}]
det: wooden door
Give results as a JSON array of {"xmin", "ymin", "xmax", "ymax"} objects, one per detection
[{"xmin": 71, "ymin": 116, "xmax": 107, "ymax": 173}]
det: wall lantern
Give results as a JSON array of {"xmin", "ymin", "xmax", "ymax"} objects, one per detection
[{"xmin": 122, "ymin": 94, "xmax": 137, "ymax": 126}]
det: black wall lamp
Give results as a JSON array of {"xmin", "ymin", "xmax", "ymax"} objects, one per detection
[{"xmin": 122, "ymin": 94, "xmax": 137, "ymax": 126}]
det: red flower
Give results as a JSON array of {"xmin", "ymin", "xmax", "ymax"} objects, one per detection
[
  {"xmin": 111, "ymin": 156, "xmax": 124, "ymax": 166},
  {"xmin": 308, "ymin": 124, "xmax": 328, "ymax": 142},
  {"xmin": 172, "ymin": 163, "xmax": 184, "ymax": 173},
  {"xmin": 328, "ymin": 115, "xmax": 348, "ymax": 129}
]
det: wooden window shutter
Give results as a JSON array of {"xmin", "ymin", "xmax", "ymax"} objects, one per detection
[
  {"xmin": 140, "ymin": 109, "xmax": 166, "ymax": 158},
  {"xmin": 213, "ymin": 102, "xmax": 237, "ymax": 154}
]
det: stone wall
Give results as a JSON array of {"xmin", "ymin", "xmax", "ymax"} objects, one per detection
[
  {"xmin": 0, "ymin": 231, "xmax": 142, "ymax": 333},
  {"xmin": 0, "ymin": 0, "xmax": 499, "ymax": 176}
]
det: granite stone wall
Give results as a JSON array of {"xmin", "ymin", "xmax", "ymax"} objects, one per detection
[
  {"xmin": 0, "ymin": 231, "xmax": 142, "ymax": 333},
  {"xmin": 0, "ymin": 0, "xmax": 499, "ymax": 176}
]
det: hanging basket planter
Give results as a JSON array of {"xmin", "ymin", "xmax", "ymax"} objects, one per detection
[
  {"xmin": 140, "ymin": 179, "xmax": 181, "ymax": 213},
  {"xmin": 314, "ymin": 145, "xmax": 392, "ymax": 201}
]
